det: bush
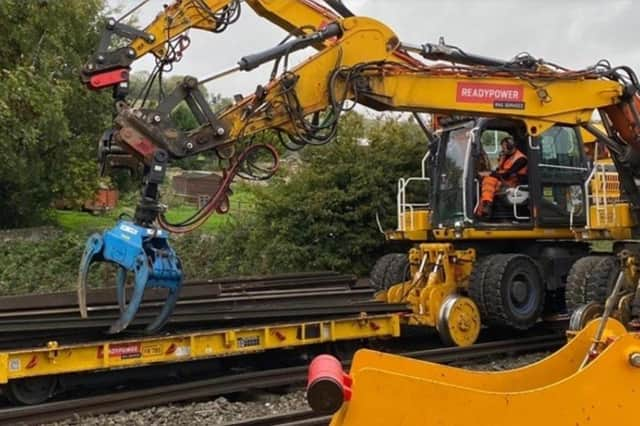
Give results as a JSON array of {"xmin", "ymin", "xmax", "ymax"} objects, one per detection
[{"xmin": 217, "ymin": 112, "xmax": 426, "ymax": 276}]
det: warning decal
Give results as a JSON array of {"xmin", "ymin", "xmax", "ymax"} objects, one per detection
[
  {"xmin": 456, "ymin": 82, "xmax": 525, "ymax": 109},
  {"xmin": 98, "ymin": 342, "xmax": 142, "ymax": 360}
]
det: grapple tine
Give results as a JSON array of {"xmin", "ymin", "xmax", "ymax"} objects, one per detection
[
  {"xmin": 77, "ymin": 234, "xmax": 104, "ymax": 318},
  {"xmin": 108, "ymin": 255, "xmax": 150, "ymax": 334},
  {"xmin": 143, "ymin": 249, "xmax": 183, "ymax": 333},
  {"xmin": 115, "ymin": 266, "xmax": 127, "ymax": 313},
  {"xmin": 145, "ymin": 286, "xmax": 181, "ymax": 334}
]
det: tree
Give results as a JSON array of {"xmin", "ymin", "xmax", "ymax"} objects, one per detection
[
  {"xmin": 0, "ymin": 0, "xmax": 112, "ymax": 228},
  {"xmin": 206, "ymin": 111, "xmax": 428, "ymax": 276}
]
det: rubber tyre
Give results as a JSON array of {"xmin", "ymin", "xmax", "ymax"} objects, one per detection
[
  {"xmin": 369, "ymin": 253, "xmax": 410, "ymax": 291},
  {"xmin": 470, "ymin": 254, "xmax": 545, "ymax": 330},
  {"xmin": 467, "ymin": 255, "xmax": 497, "ymax": 321},
  {"xmin": 565, "ymin": 256, "xmax": 603, "ymax": 312},
  {"xmin": 585, "ymin": 256, "xmax": 619, "ymax": 304}
]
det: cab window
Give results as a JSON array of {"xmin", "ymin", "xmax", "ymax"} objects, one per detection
[{"xmin": 538, "ymin": 127, "xmax": 585, "ymax": 179}]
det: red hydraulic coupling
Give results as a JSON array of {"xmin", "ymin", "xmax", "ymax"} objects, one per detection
[{"xmin": 306, "ymin": 354, "xmax": 352, "ymax": 415}]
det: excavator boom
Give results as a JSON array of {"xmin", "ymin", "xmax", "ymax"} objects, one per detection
[
  {"xmin": 82, "ymin": 0, "xmax": 422, "ymax": 91},
  {"xmin": 80, "ymin": 1, "xmax": 640, "ymax": 342}
]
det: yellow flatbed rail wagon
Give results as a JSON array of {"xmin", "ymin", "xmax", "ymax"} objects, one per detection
[{"xmin": 0, "ymin": 314, "xmax": 399, "ymax": 386}]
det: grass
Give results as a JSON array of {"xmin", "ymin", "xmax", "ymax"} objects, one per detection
[
  {"xmin": 54, "ymin": 206, "xmax": 237, "ymax": 233},
  {"xmin": 54, "ymin": 186, "xmax": 255, "ymax": 234},
  {"xmin": 54, "ymin": 209, "xmax": 123, "ymax": 233}
]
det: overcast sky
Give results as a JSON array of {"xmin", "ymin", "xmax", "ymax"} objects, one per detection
[{"xmin": 108, "ymin": 0, "xmax": 639, "ymax": 100}]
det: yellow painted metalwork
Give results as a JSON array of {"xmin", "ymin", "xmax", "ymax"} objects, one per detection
[
  {"xmin": 388, "ymin": 226, "xmax": 581, "ymax": 242},
  {"xmin": 246, "ymin": 0, "xmax": 339, "ymax": 37},
  {"xmin": 366, "ymin": 74, "xmax": 622, "ymax": 133},
  {"xmin": 436, "ymin": 296, "xmax": 480, "ymax": 347},
  {"xmin": 0, "ymin": 314, "xmax": 399, "ymax": 383},
  {"xmin": 330, "ymin": 319, "xmax": 638, "ymax": 426},
  {"xmin": 212, "ymin": 13, "xmax": 627, "ymax": 146},
  {"xmin": 384, "ymin": 229, "xmax": 426, "ymax": 241},
  {"xmin": 128, "ymin": 0, "xmax": 341, "ymax": 60},
  {"xmin": 130, "ymin": 0, "xmax": 234, "ymax": 58},
  {"xmin": 590, "ymin": 164, "xmax": 620, "ymax": 198},
  {"xmin": 436, "ymin": 226, "xmax": 578, "ymax": 240},
  {"xmin": 398, "ymin": 210, "xmax": 431, "ymax": 233},
  {"xmin": 219, "ymin": 16, "xmax": 401, "ymax": 140},
  {"xmin": 124, "ymin": 4, "xmax": 638, "ymax": 247},
  {"xmin": 589, "ymin": 203, "xmax": 634, "ymax": 228},
  {"xmin": 381, "ymin": 244, "xmax": 475, "ymax": 332}
]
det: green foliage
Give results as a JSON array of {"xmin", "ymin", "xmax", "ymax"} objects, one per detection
[
  {"xmin": 217, "ymin": 112, "xmax": 427, "ymax": 276},
  {"xmin": 0, "ymin": 233, "xmax": 86, "ymax": 295},
  {"xmin": 0, "ymin": 0, "xmax": 112, "ymax": 228}
]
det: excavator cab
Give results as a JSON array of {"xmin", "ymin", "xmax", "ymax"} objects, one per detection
[
  {"xmin": 402, "ymin": 117, "xmax": 591, "ymax": 230},
  {"xmin": 429, "ymin": 118, "xmax": 532, "ymax": 226},
  {"xmin": 380, "ymin": 117, "xmax": 597, "ymax": 345}
]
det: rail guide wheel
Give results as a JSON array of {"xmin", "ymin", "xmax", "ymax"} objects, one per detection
[
  {"xmin": 568, "ymin": 302, "xmax": 603, "ymax": 331},
  {"xmin": 437, "ymin": 295, "xmax": 481, "ymax": 346}
]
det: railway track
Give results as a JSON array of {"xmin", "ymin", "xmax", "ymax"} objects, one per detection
[
  {"xmin": 222, "ymin": 410, "xmax": 331, "ymax": 426},
  {"xmin": 0, "ymin": 334, "xmax": 565, "ymax": 425}
]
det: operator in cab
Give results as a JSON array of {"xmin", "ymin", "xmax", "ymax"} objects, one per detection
[{"xmin": 475, "ymin": 136, "xmax": 527, "ymax": 217}]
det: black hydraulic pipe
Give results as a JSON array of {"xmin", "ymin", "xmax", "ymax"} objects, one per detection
[
  {"xmin": 412, "ymin": 112, "xmax": 436, "ymax": 144},
  {"xmin": 402, "ymin": 42, "xmax": 508, "ymax": 68},
  {"xmin": 238, "ymin": 22, "xmax": 342, "ymax": 71},
  {"xmin": 324, "ymin": 0, "xmax": 354, "ymax": 17},
  {"xmin": 582, "ymin": 122, "xmax": 624, "ymax": 156}
]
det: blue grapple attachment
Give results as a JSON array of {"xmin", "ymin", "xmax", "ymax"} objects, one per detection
[{"xmin": 78, "ymin": 220, "xmax": 183, "ymax": 334}]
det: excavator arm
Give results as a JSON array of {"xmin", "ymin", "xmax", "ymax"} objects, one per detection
[
  {"xmin": 81, "ymin": 0, "xmax": 241, "ymax": 90},
  {"xmin": 112, "ymin": 13, "xmax": 640, "ymax": 204},
  {"xmin": 80, "ymin": 2, "xmax": 640, "ymax": 335},
  {"xmin": 81, "ymin": 0, "xmax": 422, "ymax": 91}
]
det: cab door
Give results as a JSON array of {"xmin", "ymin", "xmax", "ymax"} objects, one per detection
[{"xmin": 530, "ymin": 126, "xmax": 589, "ymax": 227}]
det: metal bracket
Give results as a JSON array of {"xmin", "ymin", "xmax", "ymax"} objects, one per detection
[
  {"xmin": 114, "ymin": 77, "xmax": 229, "ymax": 159},
  {"xmin": 81, "ymin": 17, "xmax": 154, "ymax": 87}
]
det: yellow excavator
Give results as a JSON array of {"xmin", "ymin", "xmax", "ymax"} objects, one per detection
[
  {"xmin": 81, "ymin": 0, "xmax": 640, "ymax": 343},
  {"xmin": 81, "ymin": 0, "xmax": 640, "ymax": 422}
]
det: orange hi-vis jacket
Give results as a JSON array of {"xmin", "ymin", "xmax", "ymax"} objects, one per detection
[
  {"xmin": 479, "ymin": 149, "xmax": 528, "ymax": 206},
  {"xmin": 496, "ymin": 149, "xmax": 528, "ymax": 186}
]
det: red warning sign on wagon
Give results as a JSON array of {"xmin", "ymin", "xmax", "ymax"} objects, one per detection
[
  {"xmin": 456, "ymin": 82, "xmax": 525, "ymax": 109},
  {"xmin": 97, "ymin": 342, "xmax": 142, "ymax": 359}
]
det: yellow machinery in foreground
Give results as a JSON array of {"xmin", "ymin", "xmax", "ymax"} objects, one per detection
[
  {"xmin": 83, "ymin": 0, "xmax": 640, "ymax": 345},
  {"xmin": 308, "ymin": 253, "xmax": 640, "ymax": 425},
  {"xmin": 317, "ymin": 318, "xmax": 639, "ymax": 426}
]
